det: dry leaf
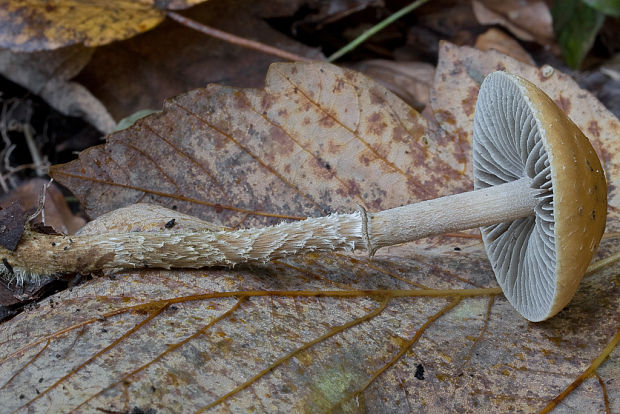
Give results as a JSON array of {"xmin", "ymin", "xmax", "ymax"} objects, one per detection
[
  {"xmin": 399, "ymin": 0, "xmax": 480, "ymax": 61},
  {"xmin": 0, "ymin": 275, "xmax": 56, "ymax": 307},
  {"xmin": 349, "ymin": 60, "xmax": 435, "ymax": 110},
  {"xmin": 430, "ymin": 41, "xmax": 620, "ymax": 230},
  {"xmin": 0, "ymin": 0, "xmax": 208, "ymax": 52},
  {"xmin": 0, "ymin": 178, "xmax": 86, "ymax": 235},
  {"xmin": 474, "ymin": 28, "xmax": 535, "ymax": 65},
  {"xmin": 0, "ymin": 47, "xmax": 618, "ymax": 412},
  {"xmin": 472, "ymin": 0, "xmax": 555, "ymax": 46},
  {"xmin": 0, "ymin": 202, "xmax": 25, "ymax": 252},
  {"xmin": 0, "ymin": 45, "xmax": 115, "ymax": 133},
  {"xmin": 74, "ymin": 0, "xmax": 324, "ymax": 121},
  {"xmin": 297, "ymin": 0, "xmax": 383, "ymax": 28},
  {"xmin": 53, "ymin": 62, "xmax": 469, "ymax": 227},
  {"xmin": 77, "ymin": 203, "xmax": 226, "ymax": 236}
]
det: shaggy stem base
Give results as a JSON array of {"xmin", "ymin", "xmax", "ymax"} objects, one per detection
[{"xmin": 0, "ymin": 178, "xmax": 539, "ymax": 281}]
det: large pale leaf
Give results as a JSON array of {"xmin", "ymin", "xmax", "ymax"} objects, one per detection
[
  {"xmin": 0, "ymin": 44, "xmax": 618, "ymax": 412},
  {"xmin": 51, "ymin": 60, "xmax": 471, "ymax": 232}
]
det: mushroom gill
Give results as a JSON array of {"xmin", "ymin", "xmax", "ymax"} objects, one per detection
[{"xmin": 473, "ymin": 71, "xmax": 556, "ymax": 322}]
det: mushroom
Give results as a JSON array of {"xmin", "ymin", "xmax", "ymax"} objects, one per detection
[
  {"xmin": 357, "ymin": 70, "xmax": 607, "ymax": 321},
  {"xmin": 472, "ymin": 71, "xmax": 607, "ymax": 321},
  {"xmin": 0, "ymin": 72, "xmax": 607, "ymax": 322}
]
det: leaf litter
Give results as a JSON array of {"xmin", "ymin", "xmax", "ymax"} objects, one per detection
[{"xmin": 0, "ymin": 43, "xmax": 617, "ymax": 412}]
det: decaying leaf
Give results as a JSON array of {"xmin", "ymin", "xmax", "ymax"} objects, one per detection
[
  {"xmin": 0, "ymin": 0, "xmax": 209, "ymax": 52},
  {"xmin": 0, "ymin": 178, "xmax": 86, "ymax": 236},
  {"xmin": 77, "ymin": 203, "xmax": 226, "ymax": 236},
  {"xmin": 0, "ymin": 45, "xmax": 115, "ymax": 133},
  {"xmin": 0, "ymin": 44, "xmax": 618, "ymax": 412},
  {"xmin": 52, "ymin": 60, "xmax": 470, "ymax": 228},
  {"xmin": 474, "ymin": 28, "xmax": 535, "ymax": 65},
  {"xmin": 0, "ymin": 202, "xmax": 25, "ymax": 252},
  {"xmin": 472, "ymin": 0, "xmax": 555, "ymax": 47},
  {"xmin": 73, "ymin": 0, "xmax": 325, "ymax": 121},
  {"xmin": 349, "ymin": 60, "xmax": 435, "ymax": 110},
  {"xmin": 430, "ymin": 41, "xmax": 620, "ymax": 230}
]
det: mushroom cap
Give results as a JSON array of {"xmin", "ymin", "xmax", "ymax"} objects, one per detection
[{"xmin": 473, "ymin": 71, "xmax": 607, "ymax": 322}]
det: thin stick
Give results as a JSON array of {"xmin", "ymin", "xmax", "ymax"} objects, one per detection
[
  {"xmin": 327, "ymin": 0, "xmax": 432, "ymax": 62},
  {"xmin": 585, "ymin": 250, "xmax": 620, "ymax": 276},
  {"xmin": 0, "ymin": 172, "xmax": 8, "ymax": 193},
  {"xmin": 26, "ymin": 179, "xmax": 53, "ymax": 225},
  {"xmin": 22, "ymin": 124, "xmax": 45, "ymax": 177},
  {"xmin": 167, "ymin": 12, "xmax": 315, "ymax": 63}
]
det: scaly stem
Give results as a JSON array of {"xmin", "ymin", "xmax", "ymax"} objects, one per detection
[{"xmin": 1, "ymin": 178, "xmax": 539, "ymax": 281}]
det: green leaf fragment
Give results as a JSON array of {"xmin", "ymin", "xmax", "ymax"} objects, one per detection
[
  {"xmin": 114, "ymin": 108, "xmax": 161, "ymax": 132},
  {"xmin": 552, "ymin": 0, "xmax": 605, "ymax": 69},
  {"xmin": 582, "ymin": 0, "xmax": 620, "ymax": 17}
]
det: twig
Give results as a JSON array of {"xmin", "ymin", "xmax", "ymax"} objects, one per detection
[
  {"xmin": 26, "ymin": 179, "xmax": 53, "ymax": 225},
  {"xmin": 166, "ymin": 11, "xmax": 316, "ymax": 63},
  {"xmin": 327, "ymin": 0, "xmax": 432, "ymax": 62},
  {"xmin": 0, "ymin": 98, "xmax": 50, "ymax": 190},
  {"xmin": 0, "ymin": 144, "xmax": 15, "ymax": 193},
  {"xmin": 0, "ymin": 173, "xmax": 7, "ymax": 193},
  {"xmin": 22, "ymin": 123, "xmax": 45, "ymax": 177},
  {"xmin": 0, "ymin": 100, "xmax": 14, "ymax": 193},
  {"xmin": 0, "ymin": 99, "xmax": 13, "ymax": 148}
]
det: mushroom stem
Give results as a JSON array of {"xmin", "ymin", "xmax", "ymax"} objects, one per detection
[
  {"xmin": 368, "ymin": 176, "xmax": 539, "ymax": 250},
  {"xmin": 1, "ymin": 177, "xmax": 540, "ymax": 280}
]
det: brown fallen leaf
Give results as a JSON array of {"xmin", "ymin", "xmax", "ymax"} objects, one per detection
[
  {"xmin": 472, "ymin": 0, "xmax": 555, "ymax": 47},
  {"xmin": 474, "ymin": 28, "xmax": 535, "ymax": 65},
  {"xmin": 349, "ymin": 60, "xmax": 436, "ymax": 110},
  {"xmin": 0, "ymin": 274, "xmax": 56, "ymax": 307},
  {"xmin": 0, "ymin": 202, "xmax": 25, "ymax": 252},
  {"xmin": 430, "ymin": 41, "xmax": 620, "ymax": 231},
  {"xmin": 54, "ymin": 61, "xmax": 470, "ymax": 228},
  {"xmin": 75, "ymin": 0, "xmax": 324, "ymax": 121},
  {"xmin": 0, "ymin": 47, "xmax": 617, "ymax": 412},
  {"xmin": 398, "ymin": 0, "xmax": 480, "ymax": 61},
  {"xmin": 77, "ymin": 203, "xmax": 226, "ymax": 236},
  {"xmin": 0, "ymin": 178, "xmax": 86, "ymax": 236},
  {"xmin": 296, "ymin": 0, "xmax": 382, "ymax": 28},
  {"xmin": 0, "ymin": 0, "xmax": 209, "ymax": 52}
]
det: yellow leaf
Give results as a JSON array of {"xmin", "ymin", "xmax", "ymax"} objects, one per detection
[{"xmin": 0, "ymin": 0, "xmax": 208, "ymax": 52}]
